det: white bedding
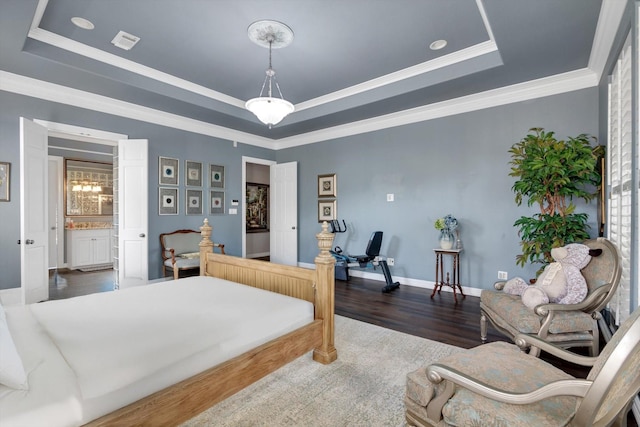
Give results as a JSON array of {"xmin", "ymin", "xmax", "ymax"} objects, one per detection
[{"xmin": 0, "ymin": 276, "xmax": 314, "ymax": 426}]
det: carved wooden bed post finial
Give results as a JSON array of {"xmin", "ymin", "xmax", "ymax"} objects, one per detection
[
  {"xmin": 313, "ymin": 221, "xmax": 337, "ymax": 364},
  {"xmin": 199, "ymin": 218, "xmax": 214, "ymax": 275},
  {"xmin": 316, "ymin": 221, "xmax": 334, "ymax": 259}
]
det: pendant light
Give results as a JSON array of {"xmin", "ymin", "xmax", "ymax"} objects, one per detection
[{"xmin": 245, "ymin": 20, "xmax": 295, "ymax": 128}]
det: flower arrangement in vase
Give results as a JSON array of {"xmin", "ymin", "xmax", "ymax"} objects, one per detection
[{"xmin": 434, "ymin": 214, "xmax": 458, "ymax": 250}]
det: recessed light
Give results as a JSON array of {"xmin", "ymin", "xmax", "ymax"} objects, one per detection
[
  {"xmin": 430, "ymin": 39, "xmax": 447, "ymax": 50},
  {"xmin": 71, "ymin": 17, "xmax": 94, "ymax": 30}
]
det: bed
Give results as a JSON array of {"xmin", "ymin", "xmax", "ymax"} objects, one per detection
[{"xmin": 0, "ymin": 219, "xmax": 337, "ymax": 426}]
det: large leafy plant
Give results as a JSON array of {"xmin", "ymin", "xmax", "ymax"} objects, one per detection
[{"xmin": 509, "ymin": 128, "xmax": 603, "ymax": 273}]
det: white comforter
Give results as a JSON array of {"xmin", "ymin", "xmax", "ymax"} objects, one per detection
[{"xmin": 0, "ymin": 276, "xmax": 314, "ymax": 426}]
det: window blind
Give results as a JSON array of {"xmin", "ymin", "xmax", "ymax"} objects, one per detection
[{"xmin": 607, "ymin": 33, "xmax": 633, "ymax": 325}]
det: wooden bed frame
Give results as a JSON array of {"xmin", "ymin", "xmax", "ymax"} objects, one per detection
[{"xmin": 87, "ymin": 219, "xmax": 336, "ymax": 426}]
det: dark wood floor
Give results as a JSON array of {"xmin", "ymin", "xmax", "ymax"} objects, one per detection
[{"xmin": 48, "ymin": 268, "xmax": 637, "ymax": 425}]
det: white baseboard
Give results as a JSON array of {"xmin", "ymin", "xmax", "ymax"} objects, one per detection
[{"xmin": 298, "ymin": 262, "xmax": 482, "ymax": 297}]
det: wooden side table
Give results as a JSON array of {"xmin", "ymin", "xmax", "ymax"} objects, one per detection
[{"xmin": 431, "ymin": 248, "xmax": 465, "ymax": 302}]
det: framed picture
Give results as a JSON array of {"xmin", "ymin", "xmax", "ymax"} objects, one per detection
[
  {"xmin": 159, "ymin": 156, "xmax": 179, "ymax": 186},
  {"xmin": 185, "ymin": 160, "xmax": 203, "ymax": 187},
  {"xmin": 318, "ymin": 173, "xmax": 336, "ymax": 198},
  {"xmin": 0, "ymin": 162, "xmax": 10, "ymax": 202},
  {"xmin": 209, "ymin": 164, "xmax": 225, "ymax": 188},
  {"xmin": 318, "ymin": 200, "xmax": 336, "ymax": 222},
  {"xmin": 186, "ymin": 189, "xmax": 203, "ymax": 215},
  {"xmin": 210, "ymin": 190, "xmax": 225, "ymax": 214},
  {"xmin": 246, "ymin": 183, "xmax": 269, "ymax": 232},
  {"xmin": 158, "ymin": 187, "xmax": 178, "ymax": 215}
]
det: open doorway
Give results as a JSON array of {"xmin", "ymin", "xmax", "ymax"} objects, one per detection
[
  {"xmin": 47, "ymin": 141, "xmax": 116, "ymax": 296},
  {"xmin": 34, "ymin": 119, "xmax": 128, "ymax": 299},
  {"xmin": 242, "ymin": 157, "xmax": 275, "ymax": 259}
]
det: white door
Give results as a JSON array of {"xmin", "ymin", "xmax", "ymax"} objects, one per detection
[
  {"xmin": 20, "ymin": 117, "xmax": 49, "ymax": 304},
  {"xmin": 118, "ymin": 139, "xmax": 148, "ymax": 288},
  {"xmin": 48, "ymin": 156, "xmax": 64, "ymax": 269},
  {"xmin": 270, "ymin": 161, "xmax": 297, "ymax": 265}
]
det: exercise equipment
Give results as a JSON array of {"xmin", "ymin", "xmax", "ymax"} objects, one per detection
[
  {"xmin": 329, "ymin": 219, "xmax": 347, "ymax": 233},
  {"xmin": 330, "ymin": 228, "xmax": 400, "ymax": 293}
]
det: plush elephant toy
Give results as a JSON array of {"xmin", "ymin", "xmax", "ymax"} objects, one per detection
[{"xmin": 503, "ymin": 243, "xmax": 602, "ymax": 310}]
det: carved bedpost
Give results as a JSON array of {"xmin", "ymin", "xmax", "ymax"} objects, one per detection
[
  {"xmin": 199, "ymin": 219, "xmax": 214, "ymax": 275},
  {"xmin": 312, "ymin": 221, "xmax": 337, "ymax": 364}
]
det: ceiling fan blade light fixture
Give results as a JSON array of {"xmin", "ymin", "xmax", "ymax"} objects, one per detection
[
  {"xmin": 245, "ymin": 97, "xmax": 294, "ymax": 126},
  {"xmin": 245, "ymin": 20, "xmax": 295, "ymax": 127}
]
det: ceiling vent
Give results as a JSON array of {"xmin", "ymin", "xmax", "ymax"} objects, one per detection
[{"xmin": 111, "ymin": 30, "xmax": 140, "ymax": 51}]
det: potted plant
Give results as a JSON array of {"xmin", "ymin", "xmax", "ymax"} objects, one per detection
[
  {"xmin": 434, "ymin": 214, "xmax": 458, "ymax": 250},
  {"xmin": 509, "ymin": 128, "xmax": 603, "ymax": 274}
]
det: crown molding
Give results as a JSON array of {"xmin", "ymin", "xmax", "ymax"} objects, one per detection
[
  {"xmin": 272, "ymin": 68, "xmax": 599, "ymax": 149},
  {"xmin": 27, "ymin": 27, "xmax": 246, "ymax": 110},
  {"xmin": 588, "ymin": 0, "xmax": 628, "ymax": 81},
  {"xmin": 17, "ymin": 0, "xmax": 618, "ymax": 149},
  {"xmin": 0, "ymin": 71, "xmax": 274, "ymax": 149},
  {"xmin": 28, "ymin": 0, "xmax": 498, "ymax": 116},
  {"xmin": 1, "ymin": 67, "xmax": 598, "ymax": 150},
  {"xmin": 295, "ymin": 40, "xmax": 498, "ymax": 113}
]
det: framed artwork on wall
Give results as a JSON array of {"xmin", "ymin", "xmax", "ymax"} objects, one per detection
[
  {"xmin": 318, "ymin": 200, "xmax": 336, "ymax": 222},
  {"xmin": 186, "ymin": 189, "xmax": 203, "ymax": 215},
  {"xmin": 246, "ymin": 182, "xmax": 269, "ymax": 232},
  {"xmin": 159, "ymin": 156, "xmax": 179, "ymax": 186},
  {"xmin": 210, "ymin": 190, "xmax": 225, "ymax": 214},
  {"xmin": 209, "ymin": 164, "xmax": 225, "ymax": 188},
  {"xmin": 318, "ymin": 173, "xmax": 336, "ymax": 198},
  {"xmin": 185, "ymin": 160, "xmax": 203, "ymax": 187},
  {"xmin": 0, "ymin": 162, "xmax": 10, "ymax": 202},
  {"xmin": 159, "ymin": 187, "xmax": 178, "ymax": 215}
]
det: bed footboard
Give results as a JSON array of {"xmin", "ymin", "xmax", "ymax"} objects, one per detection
[{"xmin": 199, "ymin": 219, "xmax": 337, "ymax": 364}]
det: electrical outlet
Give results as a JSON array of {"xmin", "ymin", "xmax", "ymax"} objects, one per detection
[
  {"xmin": 387, "ymin": 258, "xmax": 395, "ymax": 266},
  {"xmin": 498, "ymin": 271, "xmax": 508, "ymax": 280}
]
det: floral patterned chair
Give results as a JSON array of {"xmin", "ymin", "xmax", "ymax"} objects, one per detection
[
  {"xmin": 160, "ymin": 229, "xmax": 225, "ymax": 279},
  {"xmin": 405, "ymin": 307, "xmax": 640, "ymax": 427},
  {"xmin": 480, "ymin": 238, "xmax": 621, "ymax": 356}
]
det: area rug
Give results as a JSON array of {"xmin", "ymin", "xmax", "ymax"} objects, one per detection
[{"xmin": 182, "ymin": 315, "xmax": 464, "ymax": 427}]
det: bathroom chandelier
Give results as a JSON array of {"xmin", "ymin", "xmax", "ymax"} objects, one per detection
[{"xmin": 245, "ymin": 20, "xmax": 295, "ymax": 128}]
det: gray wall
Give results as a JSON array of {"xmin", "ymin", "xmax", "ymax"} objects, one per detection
[
  {"xmin": 0, "ymin": 87, "xmax": 599, "ymax": 291},
  {"xmin": 0, "ymin": 91, "xmax": 274, "ymax": 289},
  {"xmin": 278, "ymin": 88, "xmax": 600, "ymax": 289}
]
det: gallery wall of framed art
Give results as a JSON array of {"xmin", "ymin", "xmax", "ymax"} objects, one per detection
[{"xmin": 157, "ymin": 156, "xmax": 226, "ymax": 216}]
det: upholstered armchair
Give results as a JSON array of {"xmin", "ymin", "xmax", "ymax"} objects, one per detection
[
  {"xmin": 480, "ymin": 238, "xmax": 621, "ymax": 356},
  {"xmin": 405, "ymin": 307, "xmax": 640, "ymax": 427},
  {"xmin": 160, "ymin": 229, "xmax": 225, "ymax": 279}
]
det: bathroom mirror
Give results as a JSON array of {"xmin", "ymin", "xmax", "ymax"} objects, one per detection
[{"xmin": 65, "ymin": 159, "xmax": 114, "ymax": 216}]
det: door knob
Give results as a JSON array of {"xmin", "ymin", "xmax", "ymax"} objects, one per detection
[
  {"xmin": 51, "ymin": 226, "xmax": 57, "ymax": 230},
  {"xmin": 291, "ymin": 226, "xmax": 296, "ymax": 230},
  {"xmin": 139, "ymin": 233, "xmax": 146, "ymax": 238},
  {"xmin": 25, "ymin": 239, "xmax": 35, "ymax": 245}
]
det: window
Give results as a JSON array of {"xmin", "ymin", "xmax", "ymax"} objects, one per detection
[{"xmin": 606, "ymin": 31, "xmax": 638, "ymax": 325}]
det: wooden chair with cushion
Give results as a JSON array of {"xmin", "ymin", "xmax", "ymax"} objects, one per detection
[
  {"xmin": 405, "ymin": 307, "xmax": 640, "ymax": 427},
  {"xmin": 480, "ymin": 237, "xmax": 621, "ymax": 356},
  {"xmin": 160, "ymin": 229, "xmax": 225, "ymax": 279}
]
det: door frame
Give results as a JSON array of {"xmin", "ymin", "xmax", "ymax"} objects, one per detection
[
  {"xmin": 242, "ymin": 156, "xmax": 276, "ymax": 258},
  {"xmin": 48, "ymin": 155, "xmax": 65, "ymax": 269},
  {"xmin": 30, "ymin": 120, "xmax": 144, "ymax": 282}
]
